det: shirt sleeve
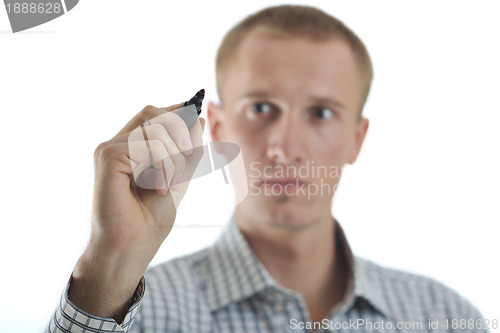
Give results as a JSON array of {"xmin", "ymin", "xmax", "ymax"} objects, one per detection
[{"xmin": 45, "ymin": 276, "xmax": 145, "ymax": 333}]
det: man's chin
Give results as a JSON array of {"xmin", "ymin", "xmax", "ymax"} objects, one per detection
[
  {"xmin": 258, "ymin": 201, "xmax": 313, "ymax": 228},
  {"xmin": 235, "ymin": 194, "xmax": 324, "ymax": 231},
  {"xmin": 264, "ymin": 213, "xmax": 316, "ymax": 231}
]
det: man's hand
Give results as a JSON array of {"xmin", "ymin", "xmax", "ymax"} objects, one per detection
[{"xmin": 68, "ymin": 103, "xmax": 205, "ymax": 323}]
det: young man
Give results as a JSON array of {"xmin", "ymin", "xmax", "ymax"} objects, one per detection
[{"xmin": 47, "ymin": 5, "xmax": 486, "ymax": 333}]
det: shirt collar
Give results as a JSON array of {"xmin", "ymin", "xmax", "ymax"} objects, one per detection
[
  {"xmin": 335, "ymin": 221, "xmax": 393, "ymax": 320},
  {"xmin": 197, "ymin": 215, "xmax": 394, "ymax": 320},
  {"xmin": 351, "ymin": 257, "xmax": 394, "ymax": 320}
]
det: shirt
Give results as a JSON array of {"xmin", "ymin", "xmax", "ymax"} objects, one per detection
[{"xmin": 46, "ymin": 216, "xmax": 487, "ymax": 333}]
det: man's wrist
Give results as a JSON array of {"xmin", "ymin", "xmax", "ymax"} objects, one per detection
[{"xmin": 67, "ymin": 250, "xmax": 146, "ymax": 323}]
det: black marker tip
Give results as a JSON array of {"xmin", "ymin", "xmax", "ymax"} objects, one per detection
[{"xmin": 184, "ymin": 89, "xmax": 205, "ymax": 115}]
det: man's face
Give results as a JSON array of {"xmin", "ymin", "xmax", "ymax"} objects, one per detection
[{"xmin": 209, "ymin": 30, "xmax": 369, "ymax": 229}]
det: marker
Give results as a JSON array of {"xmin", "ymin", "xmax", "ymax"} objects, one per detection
[
  {"xmin": 177, "ymin": 88, "xmax": 228, "ymax": 183},
  {"xmin": 178, "ymin": 89, "xmax": 205, "ymax": 130}
]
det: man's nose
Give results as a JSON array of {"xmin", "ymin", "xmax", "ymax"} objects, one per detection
[{"xmin": 266, "ymin": 113, "xmax": 305, "ymax": 165}]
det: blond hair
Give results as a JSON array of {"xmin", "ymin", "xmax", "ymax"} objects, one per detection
[{"xmin": 216, "ymin": 5, "xmax": 373, "ymax": 114}]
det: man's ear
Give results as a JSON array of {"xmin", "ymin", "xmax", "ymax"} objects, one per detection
[
  {"xmin": 207, "ymin": 101, "xmax": 224, "ymax": 142},
  {"xmin": 349, "ymin": 117, "xmax": 369, "ymax": 164}
]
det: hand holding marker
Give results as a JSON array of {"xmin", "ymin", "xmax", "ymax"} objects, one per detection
[
  {"xmin": 70, "ymin": 92, "xmax": 244, "ymax": 322},
  {"xmin": 68, "ymin": 94, "xmax": 207, "ymax": 321}
]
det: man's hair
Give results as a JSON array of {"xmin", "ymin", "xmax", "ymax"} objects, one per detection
[{"xmin": 216, "ymin": 5, "xmax": 374, "ymax": 114}]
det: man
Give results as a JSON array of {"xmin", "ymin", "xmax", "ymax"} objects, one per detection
[{"xmin": 47, "ymin": 5, "xmax": 486, "ymax": 333}]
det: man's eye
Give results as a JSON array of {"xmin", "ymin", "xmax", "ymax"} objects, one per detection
[
  {"xmin": 312, "ymin": 107, "xmax": 334, "ymax": 119},
  {"xmin": 252, "ymin": 102, "xmax": 272, "ymax": 114}
]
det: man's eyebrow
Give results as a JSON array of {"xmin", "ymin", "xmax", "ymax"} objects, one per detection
[
  {"xmin": 237, "ymin": 91, "xmax": 348, "ymax": 110},
  {"xmin": 310, "ymin": 95, "xmax": 347, "ymax": 110},
  {"xmin": 238, "ymin": 91, "xmax": 274, "ymax": 99}
]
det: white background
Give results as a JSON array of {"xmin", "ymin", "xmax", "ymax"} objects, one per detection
[{"xmin": 1, "ymin": 1, "xmax": 499, "ymax": 332}]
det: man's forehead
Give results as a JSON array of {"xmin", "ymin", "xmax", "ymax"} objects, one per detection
[
  {"xmin": 236, "ymin": 30, "xmax": 355, "ymax": 61},
  {"xmin": 229, "ymin": 30, "xmax": 361, "ymax": 85},
  {"xmin": 222, "ymin": 30, "xmax": 363, "ymax": 110}
]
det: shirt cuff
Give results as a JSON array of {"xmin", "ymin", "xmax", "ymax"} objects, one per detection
[{"xmin": 47, "ymin": 276, "xmax": 145, "ymax": 333}]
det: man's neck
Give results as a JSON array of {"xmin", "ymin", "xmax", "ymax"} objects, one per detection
[{"xmin": 236, "ymin": 212, "xmax": 348, "ymax": 323}]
